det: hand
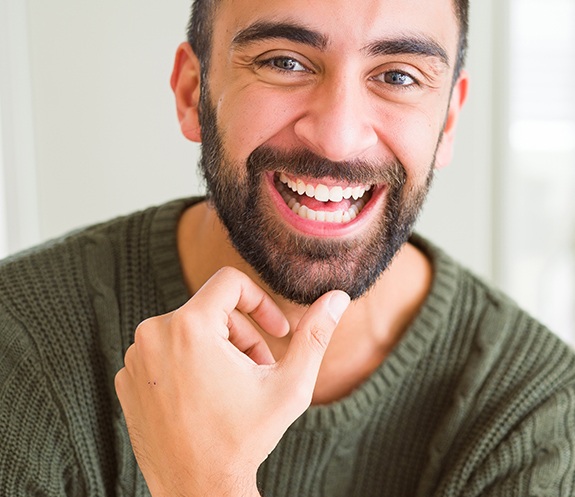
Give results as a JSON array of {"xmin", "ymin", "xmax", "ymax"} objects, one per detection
[{"xmin": 115, "ymin": 267, "xmax": 350, "ymax": 497}]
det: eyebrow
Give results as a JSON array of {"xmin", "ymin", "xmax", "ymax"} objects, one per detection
[
  {"xmin": 232, "ymin": 21, "xmax": 329, "ymax": 51},
  {"xmin": 231, "ymin": 20, "xmax": 449, "ymax": 68},
  {"xmin": 364, "ymin": 36, "xmax": 450, "ymax": 67}
]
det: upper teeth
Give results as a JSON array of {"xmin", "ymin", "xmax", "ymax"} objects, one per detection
[{"xmin": 279, "ymin": 173, "xmax": 370, "ymax": 202}]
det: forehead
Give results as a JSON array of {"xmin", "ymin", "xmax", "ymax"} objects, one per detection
[{"xmin": 214, "ymin": 0, "xmax": 459, "ymax": 63}]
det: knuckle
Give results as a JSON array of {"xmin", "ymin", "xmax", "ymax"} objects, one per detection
[
  {"xmin": 133, "ymin": 315, "xmax": 170, "ymax": 356},
  {"xmin": 114, "ymin": 368, "xmax": 123, "ymax": 388},
  {"xmin": 170, "ymin": 306, "xmax": 201, "ymax": 337},
  {"xmin": 122, "ymin": 343, "xmax": 135, "ymax": 366},
  {"xmin": 168, "ymin": 307, "xmax": 204, "ymax": 349},
  {"xmin": 133, "ymin": 317, "xmax": 156, "ymax": 344},
  {"xmin": 114, "ymin": 367, "xmax": 128, "ymax": 397}
]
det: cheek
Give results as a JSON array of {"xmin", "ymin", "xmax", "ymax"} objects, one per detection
[
  {"xmin": 216, "ymin": 87, "xmax": 304, "ymax": 157},
  {"xmin": 376, "ymin": 105, "xmax": 443, "ymax": 181}
]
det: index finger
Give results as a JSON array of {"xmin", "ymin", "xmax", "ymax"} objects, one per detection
[{"xmin": 187, "ymin": 266, "xmax": 290, "ymax": 338}]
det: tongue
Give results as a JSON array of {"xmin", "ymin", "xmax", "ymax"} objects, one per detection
[{"xmin": 296, "ymin": 194, "xmax": 354, "ymax": 212}]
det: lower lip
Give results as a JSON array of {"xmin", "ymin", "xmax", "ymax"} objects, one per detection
[{"xmin": 265, "ymin": 172, "xmax": 387, "ymax": 238}]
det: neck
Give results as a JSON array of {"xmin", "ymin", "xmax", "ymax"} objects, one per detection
[{"xmin": 177, "ymin": 200, "xmax": 432, "ymax": 404}]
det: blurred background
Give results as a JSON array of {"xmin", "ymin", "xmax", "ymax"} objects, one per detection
[{"xmin": 1, "ymin": 0, "xmax": 574, "ymax": 346}]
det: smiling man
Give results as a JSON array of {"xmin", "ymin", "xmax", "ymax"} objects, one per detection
[{"xmin": 2, "ymin": 0, "xmax": 575, "ymax": 496}]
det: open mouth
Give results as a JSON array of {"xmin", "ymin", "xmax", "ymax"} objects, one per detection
[{"xmin": 274, "ymin": 172, "xmax": 375, "ymax": 224}]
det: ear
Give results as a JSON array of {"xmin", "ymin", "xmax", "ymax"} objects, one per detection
[
  {"xmin": 434, "ymin": 70, "xmax": 469, "ymax": 170},
  {"xmin": 171, "ymin": 42, "xmax": 203, "ymax": 143}
]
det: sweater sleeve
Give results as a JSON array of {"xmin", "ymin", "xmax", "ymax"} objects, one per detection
[
  {"xmin": 465, "ymin": 384, "xmax": 575, "ymax": 496},
  {"xmin": 433, "ymin": 333, "xmax": 575, "ymax": 497},
  {"xmin": 0, "ymin": 304, "xmax": 85, "ymax": 495},
  {"xmin": 416, "ymin": 279, "xmax": 575, "ymax": 497}
]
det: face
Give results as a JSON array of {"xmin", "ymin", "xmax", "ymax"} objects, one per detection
[{"xmin": 175, "ymin": 0, "xmax": 467, "ymax": 305}]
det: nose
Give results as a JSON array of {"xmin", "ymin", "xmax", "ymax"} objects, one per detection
[{"xmin": 293, "ymin": 76, "xmax": 379, "ymax": 162}]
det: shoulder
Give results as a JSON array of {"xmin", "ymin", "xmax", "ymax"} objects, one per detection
[
  {"xmin": 0, "ymin": 198, "xmax": 197, "ymax": 493},
  {"xmin": 0, "ymin": 197, "xmax": 194, "ymax": 313},
  {"xmin": 412, "ymin": 233, "xmax": 571, "ymax": 358},
  {"xmin": 411, "ymin": 235, "xmax": 575, "ymax": 495}
]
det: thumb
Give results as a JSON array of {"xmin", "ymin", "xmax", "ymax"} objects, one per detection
[{"xmin": 280, "ymin": 290, "xmax": 350, "ymax": 394}]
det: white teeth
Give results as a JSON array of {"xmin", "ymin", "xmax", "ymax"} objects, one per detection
[
  {"xmin": 351, "ymin": 186, "xmax": 363, "ymax": 200},
  {"xmin": 277, "ymin": 173, "xmax": 374, "ymax": 225},
  {"xmin": 279, "ymin": 174, "xmax": 370, "ymax": 204},
  {"xmin": 329, "ymin": 186, "xmax": 343, "ymax": 202},
  {"xmin": 314, "ymin": 184, "xmax": 330, "ymax": 202},
  {"xmin": 349, "ymin": 205, "xmax": 359, "ymax": 219}
]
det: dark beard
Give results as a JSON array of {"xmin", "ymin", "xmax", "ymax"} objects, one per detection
[{"xmin": 197, "ymin": 94, "xmax": 434, "ymax": 305}]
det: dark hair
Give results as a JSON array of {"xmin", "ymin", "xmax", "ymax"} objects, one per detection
[
  {"xmin": 453, "ymin": 0, "xmax": 469, "ymax": 81},
  {"xmin": 187, "ymin": 0, "xmax": 469, "ymax": 81}
]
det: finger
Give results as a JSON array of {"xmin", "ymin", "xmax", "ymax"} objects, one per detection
[
  {"xmin": 188, "ymin": 267, "xmax": 290, "ymax": 338},
  {"xmin": 227, "ymin": 309, "xmax": 276, "ymax": 365},
  {"xmin": 279, "ymin": 291, "xmax": 350, "ymax": 393}
]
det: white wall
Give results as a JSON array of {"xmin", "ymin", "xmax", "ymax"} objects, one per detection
[
  {"xmin": 3, "ymin": 0, "xmax": 499, "ymax": 283},
  {"xmin": 0, "ymin": 99, "xmax": 7, "ymax": 259},
  {"xmin": 0, "ymin": 0, "xmax": 40, "ymax": 257},
  {"xmin": 417, "ymin": 0, "xmax": 497, "ymax": 280},
  {"xmin": 26, "ymin": 0, "xmax": 202, "ymax": 242}
]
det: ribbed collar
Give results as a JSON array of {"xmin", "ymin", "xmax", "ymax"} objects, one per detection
[
  {"xmin": 149, "ymin": 197, "xmax": 199, "ymax": 312},
  {"xmin": 292, "ymin": 234, "xmax": 461, "ymax": 430}
]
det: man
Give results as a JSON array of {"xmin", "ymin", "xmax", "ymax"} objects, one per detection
[{"xmin": 1, "ymin": 0, "xmax": 575, "ymax": 495}]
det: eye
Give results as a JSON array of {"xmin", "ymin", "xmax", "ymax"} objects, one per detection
[
  {"xmin": 385, "ymin": 72, "xmax": 415, "ymax": 85},
  {"xmin": 373, "ymin": 70, "xmax": 418, "ymax": 88},
  {"xmin": 257, "ymin": 56, "xmax": 309, "ymax": 73}
]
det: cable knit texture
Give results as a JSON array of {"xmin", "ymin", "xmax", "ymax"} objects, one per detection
[{"xmin": 1, "ymin": 197, "xmax": 575, "ymax": 496}]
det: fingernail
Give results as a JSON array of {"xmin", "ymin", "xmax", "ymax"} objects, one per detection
[{"xmin": 328, "ymin": 291, "xmax": 350, "ymax": 323}]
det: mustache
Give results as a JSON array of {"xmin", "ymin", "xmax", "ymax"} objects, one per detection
[{"xmin": 246, "ymin": 146, "xmax": 407, "ymax": 187}]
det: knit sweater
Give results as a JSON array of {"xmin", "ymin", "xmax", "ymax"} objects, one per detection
[{"xmin": 1, "ymin": 197, "xmax": 575, "ymax": 496}]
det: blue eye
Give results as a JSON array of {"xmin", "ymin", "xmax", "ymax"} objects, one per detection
[
  {"xmin": 386, "ymin": 72, "xmax": 413, "ymax": 85},
  {"xmin": 375, "ymin": 71, "xmax": 417, "ymax": 87},
  {"xmin": 259, "ymin": 57, "xmax": 308, "ymax": 72}
]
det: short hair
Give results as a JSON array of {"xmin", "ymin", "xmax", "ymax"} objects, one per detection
[{"xmin": 187, "ymin": 0, "xmax": 469, "ymax": 82}]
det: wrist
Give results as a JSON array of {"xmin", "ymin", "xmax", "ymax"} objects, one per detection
[
  {"xmin": 145, "ymin": 464, "xmax": 261, "ymax": 497},
  {"xmin": 202, "ymin": 471, "xmax": 260, "ymax": 497}
]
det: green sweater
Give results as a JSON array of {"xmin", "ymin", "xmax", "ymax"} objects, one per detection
[{"xmin": 1, "ymin": 198, "xmax": 575, "ymax": 496}]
